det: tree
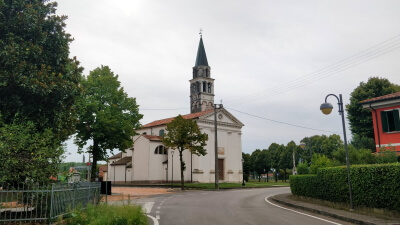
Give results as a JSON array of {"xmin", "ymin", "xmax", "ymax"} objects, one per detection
[
  {"xmin": 75, "ymin": 66, "xmax": 142, "ymax": 180},
  {"xmin": 0, "ymin": 1, "xmax": 82, "ymax": 183},
  {"xmin": 346, "ymin": 77, "xmax": 400, "ymax": 150},
  {"xmin": 300, "ymin": 135, "xmax": 343, "ymax": 161},
  {"xmin": 268, "ymin": 143, "xmax": 281, "ymax": 182},
  {"xmin": 350, "ymin": 133, "xmax": 375, "ymax": 151},
  {"xmin": 242, "ymin": 152, "xmax": 251, "ymax": 182},
  {"xmin": 310, "ymin": 154, "xmax": 334, "ymax": 174},
  {"xmin": 162, "ymin": 115, "xmax": 208, "ymax": 190},
  {"xmin": 332, "ymin": 146, "xmax": 375, "ymax": 165},
  {"xmin": 279, "ymin": 141, "xmax": 296, "ymax": 181},
  {"xmin": 0, "ymin": 0, "xmax": 83, "ymax": 141},
  {"xmin": 251, "ymin": 149, "xmax": 263, "ymax": 181},
  {"xmin": 0, "ymin": 120, "xmax": 64, "ymax": 184}
]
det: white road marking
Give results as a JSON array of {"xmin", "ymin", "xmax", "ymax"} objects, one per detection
[
  {"xmin": 147, "ymin": 214, "xmax": 159, "ymax": 225},
  {"xmin": 143, "ymin": 202, "xmax": 154, "ymax": 214},
  {"xmin": 265, "ymin": 196, "xmax": 342, "ymax": 225}
]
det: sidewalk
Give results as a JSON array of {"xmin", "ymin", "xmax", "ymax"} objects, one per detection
[
  {"xmin": 270, "ymin": 193, "xmax": 400, "ymax": 225},
  {"xmin": 101, "ymin": 187, "xmax": 178, "ymax": 202}
]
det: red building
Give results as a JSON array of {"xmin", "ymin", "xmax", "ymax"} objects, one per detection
[{"xmin": 361, "ymin": 92, "xmax": 400, "ymax": 153}]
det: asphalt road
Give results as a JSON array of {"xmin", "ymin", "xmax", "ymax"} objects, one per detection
[{"xmin": 144, "ymin": 187, "xmax": 353, "ymax": 225}]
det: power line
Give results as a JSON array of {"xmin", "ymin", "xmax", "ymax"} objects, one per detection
[
  {"xmin": 224, "ymin": 34, "xmax": 400, "ymax": 106},
  {"xmin": 140, "ymin": 107, "xmax": 189, "ymax": 111},
  {"xmin": 225, "ymin": 107, "xmax": 341, "ymax": 134}
]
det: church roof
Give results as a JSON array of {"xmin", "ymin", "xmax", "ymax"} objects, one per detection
[
  {"xmin": 109, "ymin": 152, "xmax": 122, "ymax": 159},
  {"xmin": 142, "ymin": 109, "xmax": 214, "ymax": 128},
  {"xmin": 195, "ymin": 37, "xmax": 209, "ymax": 66},
  {"xmin": 143, "ymin": 135, "xmax": 162, "ymax": 141},
  {"xmin": 111, "ymin": 156, "xmax": 132, "ymax": 166}
]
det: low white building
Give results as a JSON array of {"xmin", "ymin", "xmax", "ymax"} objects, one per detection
[{"xmin": 108, "ymin": 36, "xmax": 244, "ymax": 183}]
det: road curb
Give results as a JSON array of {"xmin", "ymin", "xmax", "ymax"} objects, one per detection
[{"xmin": 269, "ymin": 195, "xmax": 377, "ymax": 225}]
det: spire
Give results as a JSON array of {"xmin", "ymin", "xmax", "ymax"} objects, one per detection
[{"xmin": 195, "ymin": 35, "xmax": 209, "ymax": 67}]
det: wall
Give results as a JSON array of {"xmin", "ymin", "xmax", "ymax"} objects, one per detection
[{"xmin": 371, "ymin": 105, "xmax": 400, "ymax": 152}]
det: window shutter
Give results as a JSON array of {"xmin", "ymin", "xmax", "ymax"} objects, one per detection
[
  {"xmin": 381, "ymin": 111, "xmax": 389, "ymax": 132},
  {"xmin": 394, "ymin": 109, "xmax": 400, "ymax": 131}
]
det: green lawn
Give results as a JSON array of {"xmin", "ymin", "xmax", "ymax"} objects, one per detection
[{"xmin": 171, "ymin": 181, "xmax": 289, "ymax": 189}]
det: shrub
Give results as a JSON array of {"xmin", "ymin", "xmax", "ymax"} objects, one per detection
[
  {"xmin": 310, "ymin": 154, "xmax": 333, "ymax": 174},
  {"xmin": 375, "ymin": 147, "xmax": 398, "ymax": 164},
  {"xmin": 296, "ymin": 162, "xmax": 309, "ymax": 175},
  {"xmin": 290, "ymin": 164, "xmax": 400, "ymax": 211},
  {"xmin": 65, "ymin": 204, "xmax": 148, "ymax": 225}
]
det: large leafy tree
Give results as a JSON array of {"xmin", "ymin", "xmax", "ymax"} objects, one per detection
[
  {"xmin": 162, "ymin": 115, "xmax": 208, "ymax": 190},
  {"xmin": 0, "ymin": 120, "xmax": 64, "ymax": 183},
  {"xmin": 346, "ymin": 77, "xmax": 400, "ymax": 150},
  {"xmin": 0, "ymin": 0, "xmax": 82, "ymax": 141},
  {"xmin": 75, "ymin": 66, "xmax": 142, "ymax": 180},
  {"xmin": 241, "ymin": 152, "xmax": 251, "ymax": 181},
  {"xmin": 0, "ymin": 0, "xmax": 81, "ymax": 183},
  {"xmin": 300, "ymin": 134, "xmax": 343, "ymax": 162}
]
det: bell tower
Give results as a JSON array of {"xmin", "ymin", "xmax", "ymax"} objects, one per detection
[{"xmin": 190, "ymin": 34, "xmax": 215, "ymax": 113}]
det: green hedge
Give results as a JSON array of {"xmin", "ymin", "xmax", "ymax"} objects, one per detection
[{"xmin": 290, "ymin": 163, "xmax": 400, "ymax": 211}]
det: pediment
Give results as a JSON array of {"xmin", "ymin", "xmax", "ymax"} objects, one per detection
[{"xmin": 199, "ymin": 108, "xmax": 244, "ymax": 128}]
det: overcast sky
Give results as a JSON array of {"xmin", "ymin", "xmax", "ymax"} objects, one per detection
[{"xmin": 56, "ymin": 0, "xmax": 400, "ymax": 162}]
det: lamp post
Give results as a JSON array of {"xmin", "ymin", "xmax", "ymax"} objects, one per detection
[
  {"xmin": 241, "ymin": 158, "xmax": 245, "ymax": 186},
  {"xmin": 320, "ymin": 93, "xmax": 354, "ymax": 210},
  {"xmin": 171, "ymin": 150, "xmax": 174, "ymax": 188}
]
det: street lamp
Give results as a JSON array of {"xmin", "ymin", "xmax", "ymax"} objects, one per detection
[
  {"xmin": 320, "ymin": 93, "xmax": 354, "ymax": 210},
  {"xmin": 171, "ymin": 150, "xmax": 174, "ymax": 188},
  {"xmin": 241, "ymin": 158, "xmax": 245, "ymax": 186}
]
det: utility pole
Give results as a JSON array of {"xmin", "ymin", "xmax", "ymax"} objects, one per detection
[{"xmin": 214, "ymin": 104, "xmax": 223, "ymax": 189}]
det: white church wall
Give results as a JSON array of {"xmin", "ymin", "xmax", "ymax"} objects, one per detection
[
  {"xmin": 148, "ymin": 142, "xmax": 168, "ymax": 181},
  {"xmin": 132, "ymin": 137, "xmax": 150, "ymax": 181},
  {"xmin": 112, "ymin": 165, "xmax": 126, "ymax": 182}
]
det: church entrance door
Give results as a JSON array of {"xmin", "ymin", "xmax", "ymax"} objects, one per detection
[{"xmin": 218, "ymin": 159, "xmax": 224, "ymax": 180}]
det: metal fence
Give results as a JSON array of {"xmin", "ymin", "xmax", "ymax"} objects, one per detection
[{"xmin": 0, "ymin": 182, "xmax": 101, "ymax": 224}]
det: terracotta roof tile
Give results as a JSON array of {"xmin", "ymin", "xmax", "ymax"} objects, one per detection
[
  {"xmin": 109, "ymin": 152, "xmax": 122, "ymax": 159},
  {"xmin": 111, "ymin": 156, "xmax": 132, "ymax": 165},
  {"xmin": 142, "ymin": 109, "xmax": 214, "ymax": 128},
  {"xmin": 360, "ymin": 92, "xmax": 400, "ymax": 104},
  {"xmin": 143, "ymin": 135, "xmax": 162, "ymax": 141}
]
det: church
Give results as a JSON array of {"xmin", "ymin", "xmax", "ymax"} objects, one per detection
[{"xmin": 107, "ymin": 36, "xmax": 244, "ymax": 183}]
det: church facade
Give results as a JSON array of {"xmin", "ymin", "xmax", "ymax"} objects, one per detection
[{"xmin": 107, "ymin": 36, "xmax": 244, "ymax": 183}]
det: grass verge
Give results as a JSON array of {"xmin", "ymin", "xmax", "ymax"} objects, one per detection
[{"xmin": 62, "ymin": 203, "xmax": 148, "ymax": 225}]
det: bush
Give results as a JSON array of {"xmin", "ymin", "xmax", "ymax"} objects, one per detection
[
  {"xmin": 65, "ymin": 204, "xmax": 148, "ymax": 225},
  {"xmin": 296, "ymin": 162, "xmax": 309, "ymax": 175},
  {"xmin": 375, "ymin": 147, "xmax": 398, "ymax": 164},
  {"xmin": 290, "ymin": 164, "xmax": 400, "ymax": 211},
  {"xmin": 310, "ymin": 154, "xmax": 334, "ymax": 174}
]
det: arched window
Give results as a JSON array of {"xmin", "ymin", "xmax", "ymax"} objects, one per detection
[
  {"xmin": 208, "ymin": 83, "xmax": 212, "ymax": 93},
  {"xmin": 154, "ymin": 145, "xmax": 167, "ymax": 155},
  {"xmin": 203, "ymin": 82, "xmax": 207, "ymax": 92}
]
